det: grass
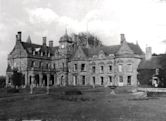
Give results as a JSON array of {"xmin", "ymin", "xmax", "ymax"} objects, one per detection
[{"xmin": 0, "ymin": 87, "xmax": 166, "ymax": 121}]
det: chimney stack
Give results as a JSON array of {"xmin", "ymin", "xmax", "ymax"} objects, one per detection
[
  {"xmin": 120, "ymin": 33, "xmax": 126, "ymax": 44},
  {"xmin": 16, "ymin": 35, "xmax": 18, "ymax": 41},
  {"xmin": 17, "ymin": 31, "xmax": 22, "ymax": 41},
  {"xmin": 145, "ymin": 46, "xmax": 152, "ymax": 60},
  {"xmin": 42, "ymin": 37, "xmax": 47, "ymax": 46},
  {"xmin": 49, "ymin": 40, "xmax": 53, "ymax": 47}
]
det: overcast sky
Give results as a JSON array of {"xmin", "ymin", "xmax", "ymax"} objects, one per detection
[{"xmin": 0, "ymin": 0, "xmax": 166, "ymax": 75}]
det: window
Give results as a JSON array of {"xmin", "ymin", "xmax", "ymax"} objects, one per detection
[
  {"xmin": 109, "ymin": 76, "xmax": 112, "ymax": 82},
  {"xmin": 127, "ymin": 76, "xmax": 131, "ymax": 85},
  {"xmin": 127, "ymin": 64, "xmax": 132, "ymax": 72},
  {"xmin": 156, "ymin": 68, "xmax": 159, "ymax": 75},
  {"xmin": 31, "ymin": 61, "xmax": 34, "ymax": 67},
  {"xmin": 109, "ymin": 65, "xmax": 112, "ymax": 72},
  {"xmin": 119, "ymin": 76, "xmax": 123, "ymax": 83},
  {"xmin": 54, "ymin": 63, "xmax": 56, "ymax": 69},
  {"xmin": 74, "ymin": 64, "xmax": 77, "ymax": 71},
  {"xmin": 33, "ymin": 51, "xmax": 35, "ymax": 55},
  {"xmin": 73, "ymin": 76, "xmax": 77, "ymax": 85},
  {"xmin": 39, "ymin": 62, "xmax": 42, "ymax": 68},
  {"xmin": 62, "ymin": 63, "xmax": 64, "ymax": 71},
  {"xmin": 82, "ymin": 76, "xmax": 86, "ymax": 85},
  {"xmin": 118, "ymin": 64, "xmax": 122, "ymax": 72},
  {"xmin": 41, "ymin": 52, "xmax": 43, "ymax": 56},
  {"xmin": 93, "ymin": 77, "xmax": 95, "ymax": 85},
  {"xmin": 81, "ymin": 64, "xmax": 85, "ymax": 71},
  {"xmin": 92, "ymin": 66, "xmax": 96, "ymax": 73},
  {"xmin": 101, "ymin": 77, "xmax": 104, "ymax": 85},
  {"xmin": 46, "ymin": 64, "xmax": 49, "ymax": 69},
  {"xmin": 100, "ymin": 66, "xmax": 104, "ymax": 73}
]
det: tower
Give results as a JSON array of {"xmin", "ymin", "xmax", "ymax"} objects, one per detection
[
  {"xmin": 58, "ymin": 30, "xmax": 73, "ymax": 86},
  {"xmin": 59, "ymin": 29, "xmax": 73, "ymax": 57}
]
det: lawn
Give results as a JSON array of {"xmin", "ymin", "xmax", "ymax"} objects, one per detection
[{"xmin": 0, "ymin": 86, "xmax": 166, "ymax": 121}]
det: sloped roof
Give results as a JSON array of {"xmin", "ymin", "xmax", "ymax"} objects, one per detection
[
  {"xmin": 80, "ymin": 43, "xmax": 143, "ymax": 58},
  {"xmin": 6, "ymin": 65, "xmax": 12, "ymax": 72},
  {"xmin": 128, "ymin": 43, "xmax": 144, "ymax": 55},
  {"xmin": 81, "ymin": 45, "xmax": 120, "ymax": 57},
  {"xmin": 21, "ymin": 42, "xmax": 57, "ymax": 55},
  {"xmin": 138, "ymin": 54, "xmax": 166, "ymax": 69}
]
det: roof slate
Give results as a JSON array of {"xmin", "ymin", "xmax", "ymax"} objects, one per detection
[
  {"xmin": 138, "ymin": 54, "xmax": 166, "ymax": 69},
  {"xmin": 20, "ymin": 40, "xmax": 143, "ymax": 59}
]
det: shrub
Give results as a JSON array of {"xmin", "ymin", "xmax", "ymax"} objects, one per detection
[
  {"xmin": 0, "ymin": 76, "xmax": 5, "ymax": 88},
  {"xmin": 11, "ymin": 69, "xmax": 24, "ymax": 88},
  {"xmin": 64, "ymin": 89, "xmax": 82, "ymax": 95},
  {"xmin": 7, "ymin": 88, "xmax": 19, "ymax": 93}
]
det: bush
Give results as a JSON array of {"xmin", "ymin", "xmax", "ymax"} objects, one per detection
[
  {"xmin": 7, "ymin": 88, "xmax": 19, "ymax": 93},
  {"xmin": 147, "ymin": 92, "xmax": 166, "ymax": 97},
  {"xmin": 64, "ymin": 89, "xmax": 82, "ymax": 95}
]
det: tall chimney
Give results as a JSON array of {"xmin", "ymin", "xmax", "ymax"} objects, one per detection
[
  {"xmin": 145, "ymin": 46, "xmax": 152, "ymax": 60},
  {"xmin": 49, "ymin": 40, "xmax": 53, "ymax": 47},
  {"xmin": 120, "ymin": 33, "xmax": 126, "ymax": 44},
  {"xmin": 16, "ymin": 35, "xmax": 18, "ymax": 41},
  {"xmin": 17, "ymin": 31, "xmax": 22, "ymax": 41},
  {"xmin": 42, "ymin": 37, "xmax": 47, "ymax": 46}
]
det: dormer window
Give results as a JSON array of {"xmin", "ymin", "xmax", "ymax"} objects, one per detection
[
  {"xmin": 33, "ymin": 51, "xmax": 35, "ymax": 55},
  {"xmin": 48, "ymin": 52, "xmax": 50, "ymax": 57},
  {"xmin": 61, "ymin": 44, "xmax": 65, "ymax": 48},
  {"xmin": 41, "ymin": 52, "xmax": 43, "ymax": 56}
]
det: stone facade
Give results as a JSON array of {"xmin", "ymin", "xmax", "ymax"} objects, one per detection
[{"xmin": 6, "ymin": 32, "xmax": 144, "ymax": 87}]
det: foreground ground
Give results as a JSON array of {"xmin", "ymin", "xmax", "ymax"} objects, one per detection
[{"xmin": 0, "ymin": 86, "xmax": 166, "ymax": 121}]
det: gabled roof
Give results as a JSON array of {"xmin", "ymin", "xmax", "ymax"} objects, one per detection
[{"xmin": 138, "ymin": 54, "xmax": 166, "ymax": 69}]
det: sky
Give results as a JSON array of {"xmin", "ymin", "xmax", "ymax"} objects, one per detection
[{"xmin": 0, "ymin": 0, "xmax": 166, "ymax": 75}]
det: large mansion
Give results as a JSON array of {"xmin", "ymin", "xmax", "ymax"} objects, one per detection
[{"xmin": 6, "ymin": 31, "xmax": 145, "ymax": 87}]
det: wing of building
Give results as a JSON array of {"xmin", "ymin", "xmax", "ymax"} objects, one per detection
[{"xmin": 6, "ymin": 32, "xmax": 144, "ymax": 87}]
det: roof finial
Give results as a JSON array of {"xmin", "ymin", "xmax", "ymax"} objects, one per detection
[
  {"xmin": 26, "ymin": 35, "xmax": 32, "ymax": 43},
  {"xmin": 136, "ymin": 40, "xmax": 138, "ymax": 45},
  {"xmin": 65, "ymin": 27, "xmax": 68, "ymax": 35}
]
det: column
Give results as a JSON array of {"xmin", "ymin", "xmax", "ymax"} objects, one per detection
[
  {"xmin": 31, "ymin": 74, "xmax": 35, "ymax": 86},
  {"xmin": 25, "ymin": 73, "xmax": 28, "ymax": 86},
  {"xmin": 39, "ymin": 74, "xmax": 43, "ymax": 87},
  {"xmin": 30, "ymin": 74, "xmax": 35, "ymax": 94},
  {"xmin": 47, "ymin": 74, "xmax": 50, "ymax": 87},
  {"xmin": 46, "ymin": 74, "xmax": 50, "ymax": 94},
  {"xmin": 6, "ymin": 74, "xmax": 9, "ymax": 87},
  {"xmin": 54, "ymin": 74, "xmax": 57, "ymax": 86}
]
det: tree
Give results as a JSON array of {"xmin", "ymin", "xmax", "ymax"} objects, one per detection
[
  {"xmin": 71, "ymin": 32, "xmax": 102, "ymax": 47},
  {"xmin": 11, "ymin": 69, "xmax": 24, "ymax": 88},
  {"xmin": 0, "ymin": 76, "xmax": 6, "ymax": 88}
]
